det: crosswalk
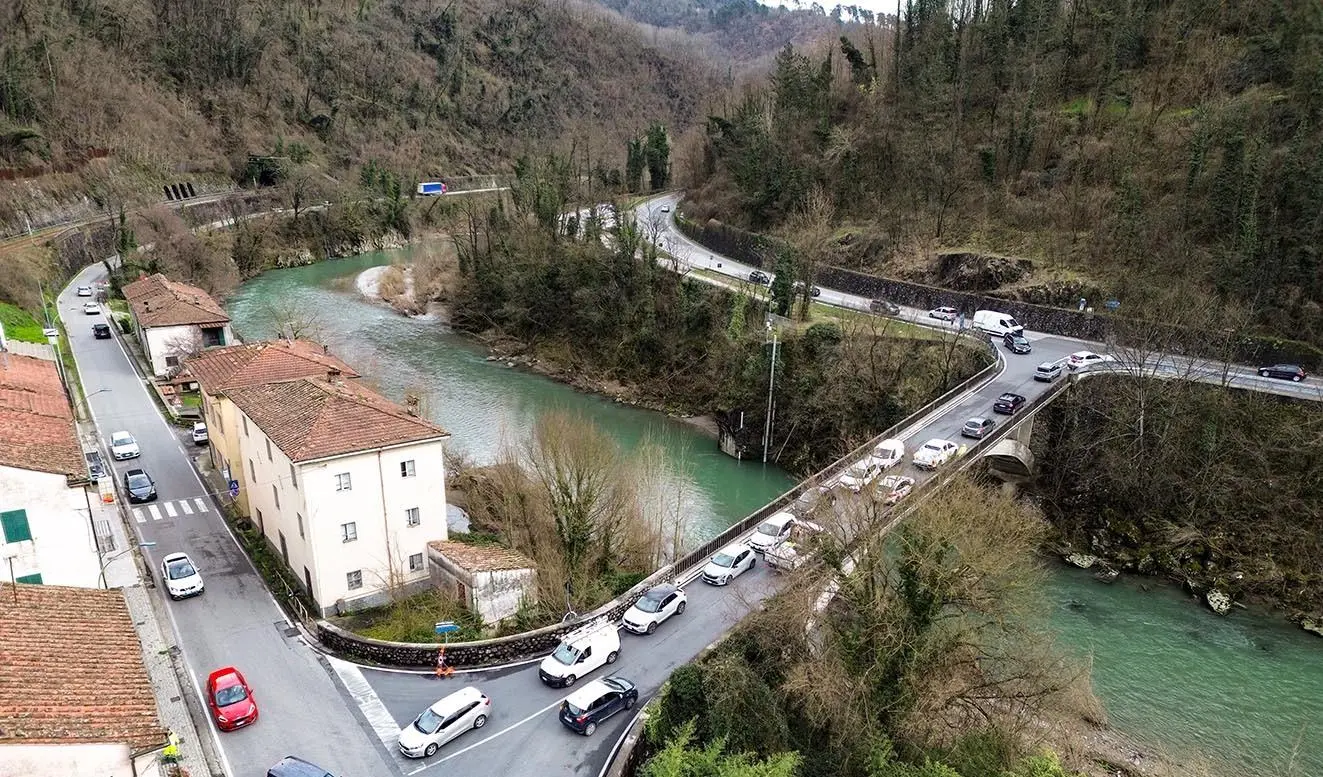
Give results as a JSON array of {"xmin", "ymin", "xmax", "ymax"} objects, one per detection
[{"xmin": 132, "ymin": 497, "xmax": 210, "ymax": 523}]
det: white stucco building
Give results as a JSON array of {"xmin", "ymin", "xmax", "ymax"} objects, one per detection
[
  {"xmin": 122, "ymin": 273, "xmax": 233, "ymax": 377},
  {"xmin": 224, "ymin": 371, "xmax": 451, "ymax": 615},
  {"xmin": 427, "ymin": 541, "xmax": 538, "ymax": 625}
]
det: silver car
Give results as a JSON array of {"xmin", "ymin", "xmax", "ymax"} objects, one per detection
[{"xmin": 398, "ymin": 687, "xmax": 492, "ymax": 758}]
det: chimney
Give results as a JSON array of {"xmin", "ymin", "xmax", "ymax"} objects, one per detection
[
  {"xmin": 404, "ymin": 393, "xmax": 420, "ymax": 416},
  {"xmin": 328, "ymin": 367, "xmax": 342, "ymax": 384}
]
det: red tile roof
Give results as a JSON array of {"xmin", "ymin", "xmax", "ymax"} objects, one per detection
[
  {"xmin": 0, "ymin": 353, "xmax": 86, "ymax": 483},
  {"xmin": 225, "ymin": 377, "xmax": 449, "ymax": 462},
  {"xmin": 122, "ymin": 273, "xmax": 229, "ymax": 328},
  {"xmin": 185, "ymin": 340, "xmax": 360, "ymax": 395},
  {"xmin": 0, "ymin": 583, "xmax": 167, "ymax": 751},
  {"xmin": 429, "ymin": 541, "xmax": 536, "ymax": 572}
]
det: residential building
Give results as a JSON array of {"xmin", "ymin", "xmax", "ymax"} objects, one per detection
[
  {"xmin": 0, "ymin": 583, "xmax": 169, "ymax": 777},
  {"xmin": 224, "ymin": 373, "xmax": 450, "ymax": 615},
  {"xmin": 184, "ymin": 340, "xmax": 359, "ymax": 515},
  {"xmin": 428, "ymin": 541, "xmax": 538, "ymax": 625},
  {"xmin": 0, "ymin": 345, "xmax": 100, "ymax": 587},
  {"xmin": 122, "ymin": 273, "xmax": 233, "ymax": 377}
]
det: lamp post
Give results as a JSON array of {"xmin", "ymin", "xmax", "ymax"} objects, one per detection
[
  {"xmin": 99, "ymin": 541, "xmax": 156, "ymax": 589},
  {"xmin": 2, "ymin": 549, "xmax": 18, "ymax": 604},
  {"xmin": 762, "ymin": 322, "xmax": 780, "ymax": 464}
]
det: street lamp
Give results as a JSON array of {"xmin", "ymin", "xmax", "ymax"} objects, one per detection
[
  {"xmin": 99, "ymin": 541, "xmax": 156, "ymax": 589},
  {"xmin": 2, "ymin": 548, "xmax": 19, "ymax": 604},
  {"xmin": 762, "ymin": 320, "xmax": 780, "ymax": 464}
]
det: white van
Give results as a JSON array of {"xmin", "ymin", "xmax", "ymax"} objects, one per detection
[
  {"xmin": 971, "ymin": 310, "xmax": 1024, "ymax": 337},
  {"xmin": 538, "ymin": 618, "xmax": 620, "ymax": 688}
]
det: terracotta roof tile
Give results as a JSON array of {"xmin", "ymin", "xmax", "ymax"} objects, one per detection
[
  {"xmin": 225, "ymin": 377, "xmax": 449, "ymax": 462},
  {"xmin": 429, "ymin": 541, "xmax": 536, "ymax": 572},
  {"xmin": 122, "ymin": 273, "xmax": 229, "ymax": 328},
  {"xmin": 185, "ymin": 340, "xmax": 360, "ymax": 395},
  {"xmin": 0, "ymin": 354, "xmax": 85, "ymax": 482},
  {"xmin": 0, "ymin": 584, "xmax": 168, "ymax": 751}
]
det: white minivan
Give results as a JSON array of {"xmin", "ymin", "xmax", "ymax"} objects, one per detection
[
  {"xmin": 971, "ymin": 310, "xmax": 1024, "ymax": 338},
  {"xmin": 538, "ymin": 619, "xmax": 620, "ymax": 688}
]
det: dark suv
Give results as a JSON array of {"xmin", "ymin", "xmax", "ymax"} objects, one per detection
[
  {"xmin": 93, "ymin": 323, "xmax": 112, "ymax": 339},
  {"xmin": 558, "ymin": 676, "xmax": 637, "ymax": 736},
  {"xmin": 267, "ymin": 756, "xmax": 337, "ymax": 777},
  {"xmin": 992, "ymin": 392, "xmax": 1027, "ymax": 415}
]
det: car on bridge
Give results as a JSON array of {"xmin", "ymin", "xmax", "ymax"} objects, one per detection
[
  {"xmin": 912, "ymin": 438, "xmax": 959, "ymax": 470},
  {"xmin": 766, "ymin": 520, "xmax": 825, "ymax": 573},
  {"xmin": 124, "ymin": 468, "xmax": 157, "ymax": 502},
  {"xmin": 961, "ymin": 417, "xmax": 996, "ymax": 439},
  {"xmin": 992, "ymin": 393, "xmax": 1027, "ymax": 415},
  {"xmin": 109, "ymin": 430, "xmax": 140, "ymax": 460},
  {"xmin": 878, "ymin": 475, "xmax": 915, "ymax": 505},
  {"xmin": 701, "ymin": 542, "xmax": 757, "ymax": 585},
  {"xmin": 871, "ymin": 438, "xmax": 906, "ymax": 469},
  {"xmin": 1034, "ymin": 362, "xmax": 1063, "ymax": 382},
  {"xmin": 538, "ymin": 619, "xmax": 620, "ymax": 688},
  {"xmin": 748, "ymin": 511, "xmax": 797, "ymax": 552},
  {"xmin": 837, "ymin": 457, "xmax": 885, "ymax": 493},
  {"xmin": 559, "ymin": 676, "xmax": 637, "ymax": 736},
  {"xmin": 206, "ymin": 666, "xmax": 258, "ymax": 731},
  {"xmin": 398, "ymin": 687, "xmax": 491, "ymax": 758},
  {"xmin": 622, "ymin": 584, "xmax": 686, "ymax": 634},
  {"xmin": 1068, "ymin": 350, "xmax": 1116, "ymax": 370},
  {"xmin": 1257, "ymin": 363, "xmax": 1307, "ymax": 382},
  {"xmin": 928, "ymin": 306, "xmax": 958, "ymax": 321}
]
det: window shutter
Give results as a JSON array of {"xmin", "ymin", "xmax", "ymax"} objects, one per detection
[
  {"xmin": 15, "ymin": 573, "xmax": 42, "ymax": 585},
  {"xmin": 1, "ymin": 509, "xmax": 32, "ymax": 543}
]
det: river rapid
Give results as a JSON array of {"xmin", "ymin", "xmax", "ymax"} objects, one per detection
[{"xmin": 226, "ymin": 249, "xmax": 1321, "ymax": 777}]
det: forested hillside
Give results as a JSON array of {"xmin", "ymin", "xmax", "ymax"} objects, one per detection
[{"xmin": 682, "ymin": 0, "xmax": 1323, "ymax": 344}]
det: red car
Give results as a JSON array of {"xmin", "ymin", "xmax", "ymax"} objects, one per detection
[{"xmin": 206, "ymin": 667, "xmax": 258, "ymax": 731}]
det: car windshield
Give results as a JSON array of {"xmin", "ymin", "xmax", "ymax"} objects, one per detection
[
  {"xmin": 215, "ymin": 683, "xmax": 248, "ymax": 706},
  {"xmin": 128, "ymin": 474, "xmax": 151, "ymax": 488},
  {"xmin": 755, "ymin": 521, "xmax": 783, "ymax": 536},
  {"xmin": 846, "ymin": 463, "xmax": 868, "ymax": 478},
  {"xmin": 167, "ymin": 560, "xmax": 196, "ymax": 580},
  {"xmin": 711, "ymin": 553, "xmax": 735, "ymax": 568},
  {"xmin": 113, "ymin": 434, "xmax": 132, "ymax": 445},
  {"xmin": 634, "ymin": 592, "xmax": 666, "ymax": 613},
  {"xmin": 922, "ymin": 444, "xmax": 941, "ymax": 453},
  {"xmin": 551, "ymin": 643, "xmax": 580, "ymax": 665},
  {"xmin": 414, "ymin": 707, "xmax": 444, "ymax": 734}
]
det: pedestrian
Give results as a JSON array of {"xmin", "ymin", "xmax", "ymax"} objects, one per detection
[
  {"xmin": 1078, "ymin": 297, "xmax": 1087, "ymax": 311},
  {"xmin": 435, "ymin": 647, "xmax": 454, "ymax": 679}
]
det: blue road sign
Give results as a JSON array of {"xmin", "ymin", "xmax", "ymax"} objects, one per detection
[
  {"xmin": 434, "ymin": 621, "xmax": 460, "ymax": 635},
  {"xmin": 1105, "ymin": 299, "xmax": 1121, "ymax": 311},
  {"xmin": 228, "ymin": 479, "xmax": 240, "ymax": 498}
]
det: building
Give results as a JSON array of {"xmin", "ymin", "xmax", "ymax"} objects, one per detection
[
  {"xmin": 223, "ymin": 372, "xmax": 451, "ymax": 615},
  {"xmin": 122, "ymin": 273, "xmax": 233, "ymax": 377},
  {"xmin": 427, "ymin": 541, "xmax": 538, "ymax": 626},
  {"xmin": 185, "ymin": 340, "xmax": 359, "ymax": 515},
  {"xmin": 0, "ymin": 345, "xmax": 100, "ymax": 587},
  {"xmin": 0, "ymin": 583, "xmax": 169, "ymax": 777}
]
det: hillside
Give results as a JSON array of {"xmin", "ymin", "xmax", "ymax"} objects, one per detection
[
  {"xmin": 681, "ymin": 0, "xmax": 1323, "ymax": 346},
  {"xmin": 0, "ymin": 0, "xmax": 722, "ymax": 235}
]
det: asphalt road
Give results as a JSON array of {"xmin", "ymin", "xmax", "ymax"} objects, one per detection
[{"xmin": 60, "ymin": 265, "xmax": 397, "ymax": 777}]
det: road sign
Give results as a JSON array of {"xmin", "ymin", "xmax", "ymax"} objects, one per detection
[
  {"xmin": 228, "ymin": 479, "xmax": 240, "ymax": 498},
  {"xmin": 434, "ymin": 621, "xmax": 460, "ymax": 635},
  {"xmin": 1105, "ymin": 299, "xmax": 1121, "ymax": 311}
]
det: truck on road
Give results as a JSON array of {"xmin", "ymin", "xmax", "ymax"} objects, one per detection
[{"xmin": 765, "ymin": 520, "xmax": 825, "ymax": 573}]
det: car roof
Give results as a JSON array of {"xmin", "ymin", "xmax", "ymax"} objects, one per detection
[
  {"xmin": 642, "ymin": 583, "xmax": 678, "ymax": 598},
  {"xmin": 208, "ymin": 666, "xmax": 243, "ymax": 685},
  {"xmin": 112, "ymin": 430, "xmax": 133, "ymax": 438},
  {"xmin": 269, "ymin": 756, "xmax": 335, "ymax": 777},
  {"xmin": 997, "ymin": 392, "xmax": 1022, "ymax": 400},
  {"xmin": 163, "ymin": 552, "xmax": 191, "ymax": 564},
  {"xmin": 761, "ymin": 511, "xmax": 796, "ymax": 526},
  {"xmin": 1037, "ymin": 361, "xmax": 1060, "ymax": 369},
  {"xmin": 716, "ymin": 542, "xmax": 749, "ymax": 556},
  {"xmin": 565, "ymin": 678, "xmax": 629, "ymax": 708},
  {"xmin": 922, "ymin": 438, "xmax": 950, "ymax": 447},
  {"xmin": 427, "ymin": 686, "xmax": 485, "ymax": 715},
  {"xmin": 965, "ymin": 416, "xmax": 989, "ymax": 424},
  {"xmin": 1071, "ymin": 350, "xmax": 1097, "ymax": 357},
  {"xmin": 126, "ymin": 468, "xmax": 147, "ymax": 476}
]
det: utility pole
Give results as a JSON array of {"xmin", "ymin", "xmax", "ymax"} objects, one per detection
[{"xmin": 762, "ymin": 324, "xmax": 779, "ymax": 464}]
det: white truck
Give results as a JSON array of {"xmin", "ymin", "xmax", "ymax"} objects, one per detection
[
  {"xmin": 971, "ymin": 309, "xmax": 1024, "ymax": 338},
  {"xmin": 765, "ymin": 521, "xmax": 824, "ymax": 573}
]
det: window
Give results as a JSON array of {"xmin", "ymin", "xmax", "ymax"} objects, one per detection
[
  {"xmin": 400, "ymin": 460, "xmax": 416, "ymax": 478},
  {"xmin": 289, "ymin": 463, "xmax": 298, "ymax": 489},
  {"xmin": 346, "ymin": 570, "xmax": 363, "ymax": 590},
  {"xmin": 272, "ymin": 484, "xmax": 280, "ymax": 509},
  {"xmin": 409, "ymin": 552, "xmax": 424, "ymax": 572},
  {"xmin": 334, "ymin": 472, "xmax": 352, "ymax": 491},
  {"xmin": 265, "ymin": 438, "xmax": 272, "ymax": 461},
  {"xmin": 341, "ymin": 522, "xmax": 357, "ymax": 542},
  {"xmin": 242, "ymin": 416, "xmax": 249, "ymax": 437},
  {"xmin": 405, "ymin": 507, "xmax": 420, "ymax": 527},
  {"xmin": 165, "ymin": 355, "xmax": 179, "ymax": 368},
  {"xmin": 1, "ymin": 509, "xmax": 32, "ymax": 543},
  {"xmin": 15, "ymin": 573, "xmax": 42, "ymax": 584},
  {"xmin": 249, "ymin": 459, "xmax": 256, "ymax": 482},
  {"xmin": 297, "ymin": 513, "xmax": 305, "ymax": 539},
  {"xmin": 255, "ymin": 508, "xmax": 263, "ymax": 530}
]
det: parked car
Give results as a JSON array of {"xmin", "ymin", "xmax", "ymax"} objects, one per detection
[
  {"xmin": 747, "ymin": 511, "xmax": 797, "ymax": 553},
  {"xmin": 869, "ymin": 299, "xmax": 900, "ymax": 316},
  {"xmin": 76, "ymin": 285, "xmax": 93, "ymax": 297},
  {"xmin": 912, "ymin": 438, "xmax": 959, "ymax": 470},
  {"xmin": 558, "ymin": 676, "xmax": 638, "ymax": 736},
  {"xmin": 161, "ymin": 552, "xmax": 204, "ymax": 599},
  {"xmin": 192, "ymin": 422, "xmax": 209, "ymax": 445},
  {"xmin": 972, "ymin": 310, "xmax": 1024, "ymax": 337},
  {"xmin": 84, "ymin": 449, "xmax": 106, "ymax": 483},
  {"xmin": 1003, "ymin": 333, "xmax": 1032, "ymax": 354},
  {"xmin": 1034, "ymin": 362, "xmax": 1063, "ymax": 382},
  {"xmin": 1067, "ymin": 350, "xmax": 1115, "ymax": 370},
  {"xmin": 928, "ymin": 306, "xmax": 958, "ymax": 321},
  {"xmin": 92, "ymin": 322, "xmax": 112, "ymax": 339},
  {"xmin": 207, "ymin": 667, "xmax": 258, "ymax": 731},
  {"xmin": 993, "ymin": 392, "xmax": 1027, "ymax": 415},
  {"xmin": 765, "ymin": 520, "xmax": 825, "ymax": 572},
  {"xmin": 748, "ymin": 270, "xmax": 770, "ymax": 285},
  {"xmin": 109, "ymin": 430, "xmax": 140, "ymax": 460},
  {"xmin": 82, "ymin": 301, "xmax": 99, "ymax": 315},
  {"xmin": 538, "ymin": 619, "xmax": 620, "ymax": 687},
  {"xmin": 398, "ymin": 687, "xmax": 491, "ymax": 758},
  {"xmin": 622, "ymin": 584, "xmax": 687, "ymax": 634},
  {"xmin": 124, "ymin": 468, "xmax": 157, "ymax": 503},
  {"xmin": 792, "ymin": 485, "xmax": 832, "ymax": 519},
  {"xmin": 660, "ymin": 205, "xmax": 671, "ymax": 213},
  {"xmin": 837, "ymin": 457, "xmax": 884, "ymax": 493},
  {"xmin": 1257, "ymin": 363, "xmax": 1307, "ymax": 382},
  {"xmin": 877, "ymin": 475, "xmax": 915, "ymax": 506},
  {"xmin": 961, "ymin": 417, "xmax": 996, "ymax": 439},
  {"xmin": 793, "ymin": 281, "xmax": 822, "ymax": 297},
  {"xmin": 701, "ymin": 542, "xmax": 757, "ymax": 585},
  {"xmin": 266, "ymin": 756, "xmax": 338, "ymax": 777}
]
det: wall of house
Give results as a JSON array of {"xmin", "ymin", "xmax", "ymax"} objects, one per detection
[
  {"xmin": 202, "ymin": 394, "xmax": 250, "ymax": 515},
  {"xmin": 0, "ymin": 741, "xmax": 134, "ymax": 777},
  {"xmin": 0, "ymin": 466, "xmax": 100, "ymax": 587},
  {"xmin": 426, "ymin": 546, "xmax": 536, "ymax": 625},
  {"xmin": 141, "ymin": 324, "xmax": 198, "ymax": 377}
]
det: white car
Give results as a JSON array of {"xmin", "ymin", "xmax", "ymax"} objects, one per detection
[
  {"xmin": 109, "ymin": 431, "xmax": 140, "ymax": 460},
  {"xmin": 398, "ymin": 687, "xmax": 491, "ymax": 758},
  {"xmin": 912, "ymin": 438, "xmax": 958, "ymax": 470},
  {"xmin": 621, "ymin": 584, "xmax": 687, "ymax": 634},
  {"xmin": 878, "ymin": 475, "xmax": 915, "ymax": 505},
  {"xmin": 76, "ymin": 285, "xmax": 93, "ymax": 297},
  {"xmin": 161, "ymin": 553, "xmax": 204, "ymax": 599},
  {"xmin": 871, "ymin": 438, "xmax": 905, "ymax": 470},
  {"xmin": 701, "ymin": 543, "xmax": 757, "ymax": 585},
  {"xmin": 191, "ymin": 422, "xmax": 209, "ymax": 445},
  {"xmin": 928, "ymin": 306, "xmax": 958, "ymax": 321},
  {"xmin": 837, "ymin": 457, "xmax": 884, "ymax": 493},
  {"xmin": 538, "ymin": 619, "xmax": 620, "ymax": 687},
  {"xmin": 1067, "ymin": 350, "xmax": 1116, "ymax": 370},
  {"xmin": 83, "ymin": 302, "xmax": 99, "ymax": 315},
  {"xmin": 747, "ymin": 511, "xmax": 796, "ymax": 552},
  {"xmin": 660, "ymin": 205, "xmax": 671, "ymax": 213}
]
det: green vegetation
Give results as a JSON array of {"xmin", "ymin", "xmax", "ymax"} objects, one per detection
[
  {"xmin": 334, "ymin": 591, "xmax": 483, "ymax": 643},
  {"xmin": 0, "ymin": 301, "xmax": 45, "ymax": 343}
]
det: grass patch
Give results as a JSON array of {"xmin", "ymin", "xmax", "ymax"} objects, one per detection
[
  {"xmin": 335, "ymin": 590, "xmax": 484, "ymax": 643},
  {"xmin": 179, "ymin": 391, "xmax": 202, "ymax": 409},
  {"xmin": 108, "ymin": 298, "xmax": 129, "ymax": 316},
  {"xmin": 0, "ymin": 301, "xmax": 47, "ymax": 343}
]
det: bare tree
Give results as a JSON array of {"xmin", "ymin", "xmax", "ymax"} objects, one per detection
[{"xmin": 262, "ymin": 299, "xmax": 327, "ymax": 341}]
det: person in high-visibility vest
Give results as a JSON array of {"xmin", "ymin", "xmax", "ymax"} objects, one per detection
[{"xmin": 435, "ymin": 648, "xmax": 454, "ymax": 679}]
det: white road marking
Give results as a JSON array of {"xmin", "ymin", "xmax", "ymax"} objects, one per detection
[
  {"xmin": 194, "ymin": 497, "xmax": 208, "ymax": 512},
  {"xmin": 405, "ymin": 697, "xmax": 566, "ymax": 774},
  {"xmin": 327, "ymin": 657, "xmax": 401, "ymax": 746},
  {"xmin": 164, "ymin": 501, "xmax": 178, "ymax": 517},
  {"xmin": 180, "ymin": 499, "xmax": 194, "ymax": 514},
  {"xmin": 133, "ymin": 508, "xmax": 145, "ymax": 524},
  {"xmin": 148, "ymin": 504, "xmax": 163, "ymax": 521}
]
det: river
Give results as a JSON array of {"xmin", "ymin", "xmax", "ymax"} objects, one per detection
[{"xmin": 226, "ymin": 250, "xmax": 1321, "ymax": 777}]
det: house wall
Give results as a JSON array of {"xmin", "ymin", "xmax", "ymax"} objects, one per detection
[
  {"xmin": 0, "ymin": 465, "xmax": 100, "ymax": 587},
  {"xmin": 201, "ymin": 393, "xmax": 250, "ymax": 515},
  {"xmin": 235, "ymin": 405, "xmax": 449, "ymax": 616},
  {"xmin": 0, "ymin": 741, "xmax": 134, "ymax": 777},
  {"xmin": 141, "ymin": 324, "xmax": 197, "ymax": 377},
  {"xmin": 426, "ymin": 547, "xmax": 536, "ymax": 625}
]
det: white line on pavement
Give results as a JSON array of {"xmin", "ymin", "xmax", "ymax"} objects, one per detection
[
  {"xmin": 326, "ymin": 656, "xmax": 402, "ymax": 745},
  {"xmin": 405, "ymin": 698, "xmax": 566, "ymax": 775},
  {"xmin": 148, "ymin": 504, "xmax": 163, "ymax": 521},
  {"xmin": 164, "ymin": 501, "xmax": 178, "ymax": 517},
  {"xmin": 133, "ymin": 508, "xmax": 145, "ymax": 524},
  {"xmin": 180, "ymin": 500, "xmax": 194, "ymax": 515},
  {"xmin": 194, "ymin": 497, "xmax": 208, "ymax": 513}
]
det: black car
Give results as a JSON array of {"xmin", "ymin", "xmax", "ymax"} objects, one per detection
[
  {"xmin": 124, "ymin": 468, "xmax": 157, "ymax": 503},
  {"xmin": 1003, "ymin": 332, "xmax": 1032, "ymax": 354},
  {"xmin": 84, "ymin": 450, "xmax": 107, "ymax": 483},
  {"xmin": 93, "ymin": 323, "xmax": 112, "ymax": 339},
  {"xmin": 1257, "ymin": 363, "xmax": 1307, "ymax": 382},
  {"xmin": 748, "ymin": 270, "xmax": 770, "ymax": 285},
  {"xmin": 793, "ymin": 281, "xmax": 822, "ymax": 297},
  {"xmin": 992, "ymin": 392, "xmax": 1027, "ymax": 415},
  {"xmin": 869, "ymin": 299, "xmax": 900, "ymax": 316},
  {"xmin": 559, "ymin": 676, "xmax": 637, "ymax": 736}
]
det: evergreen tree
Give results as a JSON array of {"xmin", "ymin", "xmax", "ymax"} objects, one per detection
[
  {"xmin": 625, "ymin": 137, "xmax": 646, "ymax": 192},
  {"xmin": 645, "ymin": 122, "xmax": 671, "ymax": 190}
]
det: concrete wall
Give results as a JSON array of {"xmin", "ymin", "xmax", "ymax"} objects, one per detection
[
  {"xmin": 141, "ymin": 323, "xmax": 235, "ymax": 377},
  {"xmin": 202, "ymin": 393, "xmax": 251, "ymax": 515},
  {"xmin": 0, "ymin": 466, "xmax": 100, "ymax": 587},
  {"xmin": 0, "ymin": 741, "xmax": 152, "ymax": 777},
  {"xmin": 427, "ymin": 546, "xmax": 537, "ymax": 625}
]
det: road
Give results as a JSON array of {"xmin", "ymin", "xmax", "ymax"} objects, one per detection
[{"xmin": 60, "ymin": 265, "xmax": 397, "ymax": 777}]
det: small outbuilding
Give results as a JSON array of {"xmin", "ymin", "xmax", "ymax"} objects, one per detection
[{"xmin": 427, "ymin": 541, "xmax": 537, "ymax": 626}]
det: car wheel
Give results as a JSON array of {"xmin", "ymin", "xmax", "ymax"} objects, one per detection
[
  {"xmin": 424, "ymin": 743, "xmax": 439, "ymax": 758},
  {"xmin": 625, "ymin": 696, "xmax": 635, "ymax": 709},
  {"xmin": 677, "ymin": 601, "xmax": 686, "ymax": 615},
  {"xmin": 750, "ymin": 556, "xmax": 757, "ymax": 568},
  {"xmin": 606, "ymin": 650, "xmax": 618, "ymax": 664},
  {"xmin": 473, "ymin": 714, "xmax": 487, "ymax": 729},
  {"xmin": 1259, "ymin": 370, "xmax": 1269, "ymax": 377},
  {"xmin": 584, "ymin": 722, "xmax": 597, "ymax": 736},
  {"xmin": 1293, "ymin": 375, "xmax": 1302, "ymax": 382},
  {"xmin": 646, "ymin": 622, "xmax": 657, "ymax": 634},
  {"xmin": 564, "ymin": 674, "xmax": 576, "ymax": 687}
]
